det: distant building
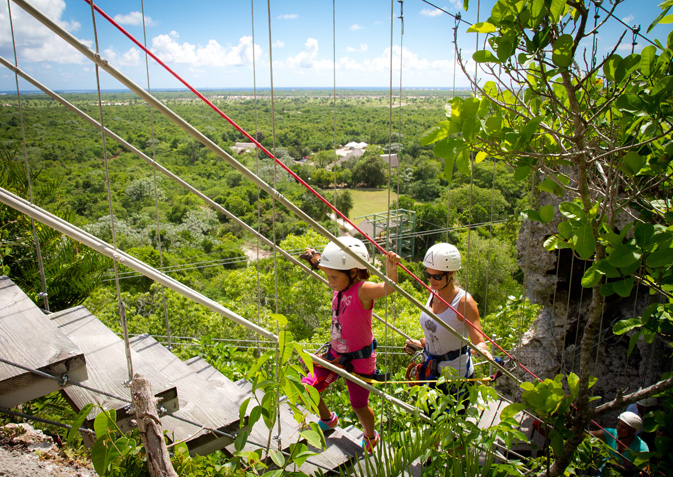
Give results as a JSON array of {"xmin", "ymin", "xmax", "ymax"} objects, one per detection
[
  {"xmin": 334, "ymin": 141, "xmax": 368, "ymax": 167},
  {"xmin": 380, "ymin": 153, "xmax": 399, "ymax": 169},
  {"xmin": 231, "ymin": 142, "xmax": 258, "ymax": 154}
]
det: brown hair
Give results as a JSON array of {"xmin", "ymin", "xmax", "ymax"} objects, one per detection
[{"xmin": 336, "ymin": 268, "xmax": 370, "ymax": 281}]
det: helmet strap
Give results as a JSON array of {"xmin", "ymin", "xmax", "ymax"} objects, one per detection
[{"xmin": 437, "ymin": 273, "xmax": 453, "ymax": 291}]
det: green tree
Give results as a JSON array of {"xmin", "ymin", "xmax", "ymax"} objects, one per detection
[
  {"xmin": 0, "ymin": 145, "xmax": 109, "ymax": 310},
  {"xmin": 352, "ymin": 155, "xmax": 387, "ymax": 188},
  {"xmin": 422, "ymin": 2, "xmax": 673, "ymax": 475}
]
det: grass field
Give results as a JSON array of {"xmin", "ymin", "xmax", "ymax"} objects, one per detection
[{"xmin": 345, "ymin": 189, "xmax": 399, "ymax": 223}]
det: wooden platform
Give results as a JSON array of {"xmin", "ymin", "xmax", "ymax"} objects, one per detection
[
  {"xmin": 49, "ymin": 307, "xmax": 179, "ymax": 438},
  {"xmin": 128, "ymin": 334, "xmax": 246, "ymax": 455},
  {"xmin": 0, "ymin": 276, "xmax": 87, "ymax": 408}
]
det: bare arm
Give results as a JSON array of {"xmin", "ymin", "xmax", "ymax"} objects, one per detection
[
  {"xmin": 359, "ymin": 251, "xmax": 401, "ymax": 305},
  {"xmin": 461, "ymin": 295, "xmax": 494, "ymax": 361}
]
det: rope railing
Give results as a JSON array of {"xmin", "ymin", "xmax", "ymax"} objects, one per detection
[
  {"xmin": 0, "ymin": 356, "xmax": 338, "ymax": 474},
  {"xmin": 10, "ymin": 0, "xmax": 521, "ymax": 387},
  {"xmin": 0, "ymin": 187, "xmax": 429, "ymax": 425},
  {"xmin": 73, "ymin": 0, "xmax": 530, "ymax": 384},
  {"xmin": 3, "ymin": 1, "xmax": 658, "ymax": 471}
]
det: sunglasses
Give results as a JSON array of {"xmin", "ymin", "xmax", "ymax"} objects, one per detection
[{"xmin": 424, "ymin": 270, "xmax": 448, "ymax": 281}]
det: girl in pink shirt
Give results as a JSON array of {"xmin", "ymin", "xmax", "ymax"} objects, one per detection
[{"xmin": 301, "ymin": 237, "xmax": 400, "ymax": 452}]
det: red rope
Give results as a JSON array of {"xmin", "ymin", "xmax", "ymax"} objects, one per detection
[
  {"xmin": 83, "ymin": 0, "xmax": 541, "ymax": 382},
  {"xmin": 82, "ymin": 3, "xmax": 648, "ymax": 467}
]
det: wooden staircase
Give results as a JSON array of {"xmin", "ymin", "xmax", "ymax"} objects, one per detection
[
  {"xmin": 0, "ymin": 275, "xmax": 538, "ymax": 474},
  {"xmin": 0, "ymin": 276, "xmax": 382, "ymax": 474}
]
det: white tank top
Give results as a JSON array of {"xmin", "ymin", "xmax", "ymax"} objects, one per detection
[{"xmin": 419, "ymin": 289, "xmax": 474, "ymax": 378}]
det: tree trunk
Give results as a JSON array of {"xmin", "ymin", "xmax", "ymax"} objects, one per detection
[{"xmin": 130, "ymin": 373, "xmax": 178, "ymax": 477}]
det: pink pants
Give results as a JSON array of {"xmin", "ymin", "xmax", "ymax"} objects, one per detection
[{"xmin": 301, "ymin": 349, "xmax": 374, "ymax": 409}]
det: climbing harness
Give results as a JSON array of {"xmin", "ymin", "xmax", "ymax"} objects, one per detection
[{"xmin": 308, "ymin": 339, "xmax": 391, "ymax": 383}]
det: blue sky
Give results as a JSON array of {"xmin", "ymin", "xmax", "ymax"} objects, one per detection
[{"xmin": 0, "ymin": 0, "xmax": 670, "ymax": 92}]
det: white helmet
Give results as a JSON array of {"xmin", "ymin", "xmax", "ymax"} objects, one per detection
[
  {"xmin": 618, "ymin": 411, "xmax": 643, "ymax": 432},
  {"xmin": 423, "ymin": 243, "xmax": 461, "ymax": 271},
  {"xmin": 320, "ymin": 237, "xmax": 369, "ymax": 270}
]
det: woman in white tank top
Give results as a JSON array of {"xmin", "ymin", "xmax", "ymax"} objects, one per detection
[{"xmin": 405, "ymin": 243, "xmax": 493, "ymax": 383}]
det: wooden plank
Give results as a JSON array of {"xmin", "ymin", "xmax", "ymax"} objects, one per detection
[
  {"xmin": 0, "ymin": 276, "xmax": 87, "ymax": 407},
  {"xmin": 48, "ymin": 307, "xmax": 194, "ymax": 448},
  {"xmin": 129, "ymin": 334, "xmax": 242, "ymax": 455},
  {"xmin": 184, "ymin": 356, "xmax": 366, "ymax": 475}
]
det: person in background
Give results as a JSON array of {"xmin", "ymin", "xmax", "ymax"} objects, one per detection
[
  {"xmin": 404, "ymin": 243, "xmax": 492, "ymax": 409},
  {"xmin": 588, "ymin": 411, "xmax": 649, "ymax": 476},
  {"xmin": 300, "ymin": 237, "xmax": 401, "ymax": 453},
  {"xmin": 626, "ymin": 395, "xmax": 658, "ymax": 448}
]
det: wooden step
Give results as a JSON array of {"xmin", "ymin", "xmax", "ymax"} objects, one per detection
[
  {"xmin": 128, "ymin": 334, "xmax": 243, "ymax": 455},
  {"xmin": 49, "ymin": 307, "xmax": 181, "ymax": 444},
  {"xmin": 184, "ymin": 356, "xmax": 366, "ymax": 475},
  {"xmin": 0, "ymin": 276, "xmax": 87, "ymax": 408}
]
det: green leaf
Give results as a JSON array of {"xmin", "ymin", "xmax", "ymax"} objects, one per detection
[
  {"xmin": 234, "ymin": 428, "xmax": 250, "ymax": 452},
  {"xmin": 552, "ymin": 34, "xmax": 574, "ymax": 68},
  {"xmin": 558, "ymin": 221, "xmax": 573, "ymax": 240},
  {"xmin": 523, "ymin": 209, "xmax": 542, "ymax": 222},
  {"xmin": 462, "ymin": 117, "xmax": 480, "ymax": 141},
  {"xmin": 249, "ymin": 405, "xmax": 262, "ymax": 427},
  {"xmin": 612, "ymin": 277, "xmax": 635, "ymax": 297},
  {"xmin": 646, "ymin": 245, "xmax": 673, "ymax": 268},
  {"xmin": 635, "ymin": 223, "xmax": 655, "ymax": 248},
  {"xmin": 616, "ymin": 93, "xmax": 647, "ymax": 113},
  {"xmin": 603, "ymin": 55, "xmax": 625, "ymax": 83},
  {"xmin": 521, "ymin": 116, "xmax": 544, "ymax": 144},
  {"xmin": 94, "ymin": 411, "xmax": 110, "ymax": 439},
  {"xmin": 549, "ymin": 0, "xmax": 566, "ymax": 23},
  {"xmin": 613, "ymin": 317, "xmax": 643, "ymax": 335},
  {"xmin": 501, "ymin": 403, "xmax": 526, "ymax": 420},
  {"xmin": 595, "ymin": 259, "xmax": 621, "ymax": 278},
  {"xmin": 600, "ymin": 282, "xmax": 614, "ymax": 297},
  {"xmin": 559, "ymin": 202, "xmax": 586, "ymax": 222},
  {"xmin": 619, "ymin": 151, "xmax": 646, "ymax": 176},
  {"xmin": 473, "ymin": 50, "xmax": 500, "ymax": 63},
  {"xmin": 248, "ymin": 351, "xmax": 274, "ymax": 377},
  {"xmin": 467, "ymin": 22, "xmax": 497, "ymax": 33},
  {"xmin": 647, "ymin": 5, "xmax": 672, "ymax": 33},
  {"xmin": 539, "ymin": 178, "xmax": 564, "ymax": 197},
  {"xmin": 67, "ymin": 404, "xmax": 94, "ymax": 445},
  {"xmin": 539, "ymin": 205, "xmax": 555, "ymax": 223},
  {"xmin": 514, "ymin": 165, "xmax": 530, "ymax": 181},
  {"xmin": 567, "ymin": 373, "xmax": 580, "ymax": 400},
  {"xmin": 607, "ymin": 244, "xmax": 641, "ymax": 268},
  {"xmin": 574, "ymin": 224, "xmax": 596, "ymax": 260},
  {"xmin": 456, "ymin": 150, "xmax": 471, "ymax": 176},
  {"xmin": 639, "ymin": 45, "xmax": 657, "ymax": 76},
  {"xmin": 444, "ymin": 155, "xmax": 455, "ymax": 183},
  {"xmin": 269, "ymin": 448, "xmax": 285, "ymax": 468},
  {"xmin": 420, "ymin": 123, "xmax": 447, "ymax": 146},
  {"xmin": 581, "ymin": 264, "xmax": 604, "ymax": 288},
  {"xmin": 91, "ymin": 438, "xmax": 108, "ymax": 475}
]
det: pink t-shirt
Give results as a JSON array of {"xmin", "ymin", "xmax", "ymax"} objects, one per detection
[{"xmin": 329, "ymin": 281, "xmax": 375, "ymax": 374}]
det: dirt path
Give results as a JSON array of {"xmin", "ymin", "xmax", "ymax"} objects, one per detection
[{"xmin": 0, "ymin": 424, "xmax": 96, "ymax": 477}]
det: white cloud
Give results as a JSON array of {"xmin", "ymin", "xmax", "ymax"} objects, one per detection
[
  {"xmin": 350, "ymin": 24, "xmax": 363, "ymax": 31},
  {"xmin": 103, "ymin": 47, "xmax": 141, "ymax": 67},
  {"xmin": 284, "ymin": 38, "xmax": 319, "ymax": 68},
  {"xmin": 273, "ymin": 40, "xmax": 285, "ymax": 48},
  {"xmin": 151, "ymin": 34, "xmax": 261, "ymax": 67},
  {"xmin": 279, "ymin": 14, "xmax": 298, "ymax": 20},
  {"xmin": 113, "ymin": 11, "xmax": 157, "ymax": 27},
  {"xmin": 346, "ymin": 43, "xmax": 368, "ymax": 53},
  {"xmin": 0, "ymin": 0, "xmax": 89, "ymax": 65},
  {"xmin": 420, "ymin": 8, "xmax": 443, "ymax": 17},
  {"xmin": 622, "ymin": 15, "xmax": 635, "ymax": 25}
]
